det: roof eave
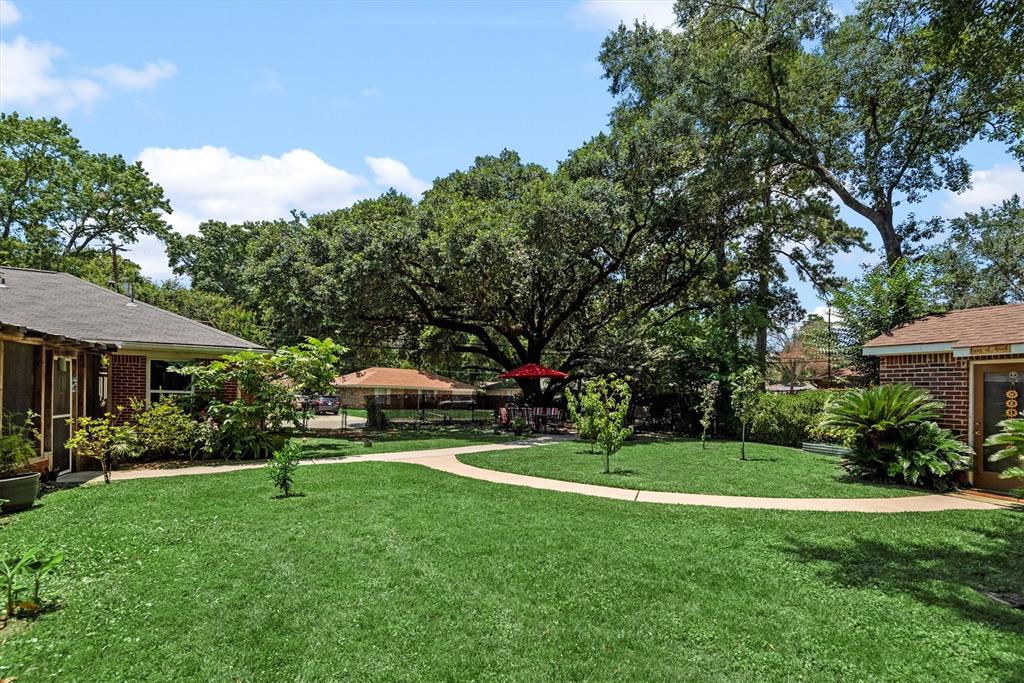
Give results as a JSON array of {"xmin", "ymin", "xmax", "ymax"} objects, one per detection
[{"xmin": 112, "ymin": 341, "xmax": 269, "ymax": 355}]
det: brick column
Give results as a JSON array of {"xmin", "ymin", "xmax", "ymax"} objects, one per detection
[{"xmin": 110, "ymin": 354, "xmax": 147, "ymax": 419}]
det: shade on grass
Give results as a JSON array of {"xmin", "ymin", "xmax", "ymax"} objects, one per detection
[
  {"xmin": 459, "ymin": 438, "xmax": 928, "ymax": 498},
  {"xmin": 0, "ymin": 462, "xmax": 1021, "ymax": 681}
]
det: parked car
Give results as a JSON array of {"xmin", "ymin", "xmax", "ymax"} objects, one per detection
[
  {"xmin": 312, "ymin": 395, "xmax": 339, "ymax": 414},
  {"xmin": 438, "ymin": 399, "xmax": 475, "ymax": 410}
]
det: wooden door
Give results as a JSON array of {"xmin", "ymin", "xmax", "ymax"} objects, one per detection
[{"xmin": 972, "ymin": 362, "xmax": 1024, "ymax": 491}]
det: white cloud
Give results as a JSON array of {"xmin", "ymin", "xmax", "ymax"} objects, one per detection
[
  {"xmin": 943, "ymin": 164, "xmax": 1024, "ymax": 216},
  {"xmin": 0, "ymin": 36, "xmax": 103, "ymax": 111},
  {"xmin": 0, "ymin": 34, "xmax": 176, "ymax": 113},
  {"xmin": 570, "ymin": 0, "xmax": 677, "ymax": 30},
  {"xmin": 90, "ymin": 60, "xmax": 177, "ymax": 89},
  {"xmin": 127, "ymin": 147, "xmax": 430, "ymax": 278},
  {"xmin": 136, "ymin": 146, "xmax": 372, "ymax": 235},
  {"xmin": 365, "ymin": 156, "xmax": 431, "ymax": 197},
  {"xmin": 809, "ymin": 305, "xmax": 843, "ymax": 323},
  {"xmin": 0, "ymin": 0, "xmax": 21, "ymax": 26}
]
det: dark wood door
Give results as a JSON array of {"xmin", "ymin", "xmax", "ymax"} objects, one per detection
[{"xmin": 972, "ymin": 362, "xmax": 1024, "ymax": 491}]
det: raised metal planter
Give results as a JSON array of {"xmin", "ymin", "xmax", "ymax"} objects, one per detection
[{"xmin": 802, "ymin": 442, "xmax": 852, "ymax": 458}]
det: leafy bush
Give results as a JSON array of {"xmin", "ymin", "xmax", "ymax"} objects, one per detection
[
  {"xmin": 175, "ymin": 338, "xmax": 344, "ymax": 459},
  {"xmin": 266, "ymin": 441, "xmax": 302, "ymax": 497},
  {"xmin": 823, "ymin": 384, "xmax": 970, "ymax": 491},
  {"xmin": 0, "ymin": 412, "xmax": 40, "ymax": 477},
  {"xmin": 65, "ymin": 412, "xmax": 138, "ymax": 484},
  {"xmin": 129, "ymin": 397, "xmax": 201, "ymax": 459},
  {"xmin": 985, "ymin": 418, "xmax": 1024, "ymax": 498},
  {"xmin": 748, "ymin": 390, "xmax": 833, "ymax": 448}
]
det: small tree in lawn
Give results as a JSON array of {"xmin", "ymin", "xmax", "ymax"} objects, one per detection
[
  {"xmin": 266, "ymin": 440, "xmax": 302, "ymax": 498},
  {"xmin": 572, "ymin": 375, "xmax": 634, "ymax": 474},
  {"xmin": 566, "ymin": 384, "xmax": 601, "ymax": 453},
  {"xmin": 730, "ymin": 367, "xmax": 764, "ymax": 461},
  {"xmin": 698, "ymin": 379, "xmax": 719, "ymax": 449}
]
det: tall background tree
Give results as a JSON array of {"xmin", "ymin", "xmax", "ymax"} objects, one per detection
[
  {"xmin": 0, "ymin": 113, "xmax": 171, "ymax": 271},
  {"xmin": 600, "ymin": 0, "xmax": 1024, "ymax": 266}
]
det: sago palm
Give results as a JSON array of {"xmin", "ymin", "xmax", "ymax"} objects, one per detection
[
  {"xmin": 985, "ymin": 418, "xmax": 1024, "ymax": 496},
  {"xmin": 823, "ymin": 384, "xmax": 942, "ymax": 444}
]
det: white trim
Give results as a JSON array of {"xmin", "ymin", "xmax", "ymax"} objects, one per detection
[
  {"xmin": 862, "ymin": 342, "xmax": 955, "ymax": 356},
  {"xmin": 115, "ymin": 342, "xmax": 267, "ymax": 355}
]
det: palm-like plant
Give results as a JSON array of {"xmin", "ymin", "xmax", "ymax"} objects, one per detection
[
  {"xmin": 985, "ymin": 418, "xmax": 1024, "ymax": 497},
  {"xmin": 823, "ymin": 384, "xmax": 943, "ymax": 446}
]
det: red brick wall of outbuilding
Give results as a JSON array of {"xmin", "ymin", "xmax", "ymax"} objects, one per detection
[{"xmin": 879, "ymin": 352, "xmax": 1024, "ymax": 435}]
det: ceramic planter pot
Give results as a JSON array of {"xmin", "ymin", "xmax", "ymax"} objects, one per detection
[{"xmin": 0, "ymin": 472, "xmax": 40, "ymax": 513}]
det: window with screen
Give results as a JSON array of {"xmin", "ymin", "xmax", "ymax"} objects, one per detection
[{"xmin": 150, "ymin": 360, "xmax": 192, "ymax": 404}]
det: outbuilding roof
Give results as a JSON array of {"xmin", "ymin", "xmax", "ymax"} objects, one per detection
[
  {"xmin": 333, "ymin": 367, "xmax": 478, "ymax": 392},
  {"xmin": 0, "ymin": 267, "xmax": 264, "ymax": 351},
  {"xmin": 863, "ymin": 303, "xmax": 1024, "ymax": 356}
]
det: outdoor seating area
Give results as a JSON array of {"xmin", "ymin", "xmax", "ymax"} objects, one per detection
[{"xmin": 497, "ymin": 405, "xmax": 564, "ymax": 433}]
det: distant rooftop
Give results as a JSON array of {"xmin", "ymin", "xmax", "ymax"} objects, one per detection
[
  {"xmin": 334, "ymin": 367, "xmax": 477, "ymax": 392},
  {"xmin": 0, "ymin": 267, "xmax": 263, "ymax": 351}
]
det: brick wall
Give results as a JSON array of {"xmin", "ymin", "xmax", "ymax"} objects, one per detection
[
  {"xmin": 110, "ymin": 354, "xmax": 147, "ymax": 416},
  {"xmin": 879, "ymin": 352, "xmax": 1024, "ymax": 435},
  {"xmin": 880, "ymin": 353, "xmax": 968, "ymax": 433}
]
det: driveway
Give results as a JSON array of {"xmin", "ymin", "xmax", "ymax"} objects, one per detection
[{"xmin": 306, "ymin": 413, "xmax": 366, "ymax": 430}]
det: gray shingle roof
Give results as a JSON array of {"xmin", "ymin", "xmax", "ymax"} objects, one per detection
[{"xmin": 0, "ymin": 267, "xmax": 264, "ymax": 350}]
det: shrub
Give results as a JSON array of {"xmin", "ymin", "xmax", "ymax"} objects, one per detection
[
  {"xmin": 985, "ymin": 418, "xmax": 1024, "ymax": 498},
  {"xmin": 0, "ymin": 412, "xmax": 40, "ymax": 477},
  {"xmin": 175, "ymin": 338, "xmax": 344, "ymax": 459},
  {"xmin": 748, "ymin": 390, "xmax": 833, "ymax": 448},
  {"xmin": 823, "ymin": 384, "xmax": 970, "ymax": 491},
  {"xmin": 129, "ymin": 397, "xmax": 201, "ymax": 459},
  {"xmin": 65, "ymin": 412, "xmax": 138, "ymax": 484},
  {"xmin": 266, "ymin": 441, "xmax": 302, "ymax": 497}
]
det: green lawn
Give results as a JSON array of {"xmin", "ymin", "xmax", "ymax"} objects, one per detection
[
  {"xmin": 459, "ymin": 438, "xmax": 928, "ymax": 498},
  {"xmin": 0, "ymin": 463, "xmax": 1020, "ymax": 681}
]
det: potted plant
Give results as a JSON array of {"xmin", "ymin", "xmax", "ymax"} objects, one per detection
[
  {"xmin": 0, "ymin": 412, "xmax": 42, "ymax": 513},
  {"xmin": 512, "ymin": 416, "xmax": 527, "ymax": 437}
]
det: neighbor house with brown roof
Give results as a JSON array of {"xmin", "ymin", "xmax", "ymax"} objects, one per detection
[
  {"xmin": 333, "ymin": 367, "xmax": 478, "ymax": 408},
  {"xmin": 0, "ymin": 267, "xmax": 264, "ymax": 477},
  {"xmin": 864, "ymin": 303, "xmax": 1024, "ymax": 491}
]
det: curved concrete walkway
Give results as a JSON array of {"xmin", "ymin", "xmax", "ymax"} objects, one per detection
[{"xmin": 59, "ymin": 439, "xmax": 1005, "ymax": 512}]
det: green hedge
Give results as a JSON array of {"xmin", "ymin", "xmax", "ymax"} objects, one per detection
[{"xmin": 748, "ymin": 390, "xmax": 833, "ymax": 448}]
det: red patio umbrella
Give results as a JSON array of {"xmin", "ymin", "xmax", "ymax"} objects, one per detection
[{"xmin": 498, "ymin": 363, "xmax": 568, "ymax": 380}]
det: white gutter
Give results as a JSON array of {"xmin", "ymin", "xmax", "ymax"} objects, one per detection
[{"xmin": 862, "ymin": 342, "xmax": 955, "ymax": 356}]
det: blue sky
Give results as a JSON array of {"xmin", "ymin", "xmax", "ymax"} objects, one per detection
[{"xmin": 2, "ymin": 0, "xmax": 1020, "ymax": 319}]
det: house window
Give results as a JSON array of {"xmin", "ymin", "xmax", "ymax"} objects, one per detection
[{"xmin": 149, "ymin": 360, "xmax": 192, "ymax": 404}]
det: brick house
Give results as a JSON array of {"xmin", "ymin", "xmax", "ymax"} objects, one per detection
[
  {"xmin": 0, "ymin": 267, "xmax": 264, "ymax": 477},
  {"xmin": 863, "ymin": 303, "xmax": 1024, "ymax": 491},
  {"xmin": 334, "ymin": 367, "xmax": 478, "ymax": 408}
]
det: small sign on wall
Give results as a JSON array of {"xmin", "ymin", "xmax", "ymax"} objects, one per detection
[{"xmin": 970, "ymin": 344, "xmax": 1012, "ymax": 356}]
